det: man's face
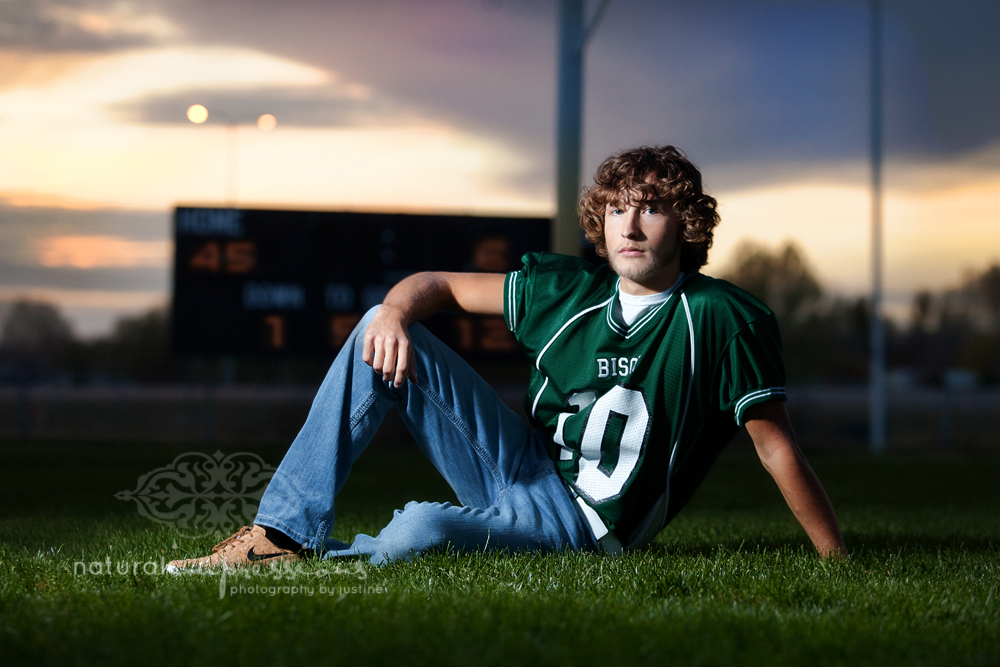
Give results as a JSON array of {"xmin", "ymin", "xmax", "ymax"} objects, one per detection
[{"xmin": 603, "ymin": 198, "xmax": 683, "ymax": 294}]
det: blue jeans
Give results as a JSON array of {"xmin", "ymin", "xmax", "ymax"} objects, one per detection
[{"xmin": 255, "ymin": 307, "xmax": 595, "ymax": 564}]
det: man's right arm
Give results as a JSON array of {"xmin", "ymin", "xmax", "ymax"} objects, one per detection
[
  {"xmin": 363, "ymin": 272, "xmax": 506, "ymax": 388},
  {"xmin": 744, "ymin": 401, "xmax": 846, "ymax": 559}
]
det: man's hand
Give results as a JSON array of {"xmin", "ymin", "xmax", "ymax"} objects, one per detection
[
  {"xmin": 744, "ymin": 401, "xmax": 847, "ymax": 559},
  {"xmin": 360, "ymin": 272, "xmax": 506, "ymax": 389},
  {"xmin": 363, "ymin": 304, "xmax": 417, "ymax": 388}
]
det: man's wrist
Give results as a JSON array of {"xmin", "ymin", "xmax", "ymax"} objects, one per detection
[
  {"xmin": 377, "ymin": 302, "xmax": 415, "ymax": 326},
  {"xmin": 816, "ymin": 538, "xmax": 847, "ymax": 559}
]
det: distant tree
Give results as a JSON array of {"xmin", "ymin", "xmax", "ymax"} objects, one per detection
[
  {"xmin": 80, "ymin": 307, "xmax": 175, "ymax": 383},
  {"xmin": 720, "ymin": 241, "xmax": 823, "ymax": 325},
  {"xmin": 1, "ymin": 300, "xmax": 74, "ymax": 351},
  {"xmin": 0, "ymin": 299, "xmax": 76, "ymax": 377},
  {"xmin": 958, "ymin": 332, "xmax": 1000, "ymax": 384},
  {"xmin": 112, "ymin": 308, "xmax": 173, "ymax": 381},
  {"xmin": 948, "ymin": 264, "xmax": 1000, "ymax": 383},
  {"xmin": 911, "ymin": 290, "xmax": 934, "ymax": 333},
  {"xmin": 75, "ymin": 305, "xmax": 335, "ymax": 385},
  {"xmin": 897, "ymin": 263, "xmax": 1000, "ymax": 384},
  {"xmin": 719, "ymin": 241, "xmax": 869, "ymax": 382},
  {"xmin": 942, "ymin": 264, "xmax": 1000, "ymax": 331}
]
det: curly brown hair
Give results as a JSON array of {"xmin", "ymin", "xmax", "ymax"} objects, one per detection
[{"xmin": 579, "ymin": 145, "xmax": 720, "ymax": 272}]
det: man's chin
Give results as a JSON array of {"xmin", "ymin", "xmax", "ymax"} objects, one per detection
[{"xmin": 609, "ymin": 257, "xmax": 655, "ymax": 282}]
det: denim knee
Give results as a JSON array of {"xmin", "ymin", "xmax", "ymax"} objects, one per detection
[{"xmin": 383, "ymin": 501, "xmax": 502, "ymax": 550}]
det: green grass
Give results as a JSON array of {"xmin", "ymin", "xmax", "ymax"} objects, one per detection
[{"xmin": 1, "ymin": 440, "xmax": 998, "ymax": 666}]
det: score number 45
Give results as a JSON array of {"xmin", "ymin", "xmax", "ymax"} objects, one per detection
[{"xmin": 188, "ymin": 241, "xmax": 256, "ymax": 273}]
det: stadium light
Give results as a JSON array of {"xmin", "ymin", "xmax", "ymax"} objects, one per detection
[
  {"xmin": 186, "ymin": 105, "xmax": 277, "ymax": 206},
  {"xmin": 186, "ymin": 104, "xmax": 209, "ymax": 124},
  {"xmin": 257, "ymin": 114, "xmax": 277, "ymax": 131}
]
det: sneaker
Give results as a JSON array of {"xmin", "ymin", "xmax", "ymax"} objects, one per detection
[{"xmin": 166, "ymin": 525, "xmax": 300, "ymax": 573}]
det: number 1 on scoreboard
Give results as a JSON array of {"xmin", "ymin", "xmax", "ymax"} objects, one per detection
[{"xmin": 263, "ymin": 315, "xmax": 284, "ymax": 349}]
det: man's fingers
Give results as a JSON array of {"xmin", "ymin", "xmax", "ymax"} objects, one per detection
[
  {"xmin": 370, "ymin": 336, "xmax": 385, "ymax": 373},
  {"xmin": 362, "ymin": 332, "xmax": 374, "ymax": 365},
  {"xmin": 406, "ymin": 345, "xmax": 418, "ymax": 385},
  {"xmin": 393, "ymin": 339, "xmax": 412, "ymax": 388},
  {"xmin": 380, "ymin": 336, "xmax": 397, "ymax": 380},
  {"xmin": 360, "ymin": 312, "xmax": 414, "ymax": 385}
]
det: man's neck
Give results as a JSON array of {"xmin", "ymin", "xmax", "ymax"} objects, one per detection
[{"xmin": 618, "ymin": 265, "xmax": 682, "ymax": 296}]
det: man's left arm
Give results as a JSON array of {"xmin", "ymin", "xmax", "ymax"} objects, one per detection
[{"xmin": 743, "ymin": 401, "xmax": 847, "ymax": 559}]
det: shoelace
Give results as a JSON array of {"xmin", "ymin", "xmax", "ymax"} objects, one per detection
[{"xmin": 211, "ymin": 526, "xmax": 254, "ymax": 553}]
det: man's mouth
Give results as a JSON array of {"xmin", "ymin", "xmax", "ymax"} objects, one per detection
[{"xmin": 618, "ymin": 247, "xmax": 645, "ymax": 257}]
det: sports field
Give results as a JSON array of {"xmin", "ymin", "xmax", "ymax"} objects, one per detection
[{"xmin": 2, "ymin": 440, "xmax": 998, "ymax": 666}]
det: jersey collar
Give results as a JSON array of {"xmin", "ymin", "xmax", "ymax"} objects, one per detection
[{"xmin": 605, "ymin": 272, "xmax": 689, "ymax": 338}]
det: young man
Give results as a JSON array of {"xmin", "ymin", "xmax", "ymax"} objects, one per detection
[{"xmin": 168, "ymin": 145, "xmax": 845, "ymax": 571}]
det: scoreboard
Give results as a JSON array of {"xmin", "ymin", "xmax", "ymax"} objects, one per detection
[{"xmin": 171, "ymin": 207, "xmax": 550, "ymax": 357}]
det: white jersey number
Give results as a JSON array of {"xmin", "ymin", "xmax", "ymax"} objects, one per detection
[{"xmin": 575, "ymin": 385, "xmax": 650, "ymax": 504}]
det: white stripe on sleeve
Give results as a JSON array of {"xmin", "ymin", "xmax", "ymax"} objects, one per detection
[{"xmin": 734, "ymin": 387, "xmax": 787, "ymax": 425}]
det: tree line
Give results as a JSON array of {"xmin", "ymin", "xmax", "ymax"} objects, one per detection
[
  {"xmin": 1, "ymin": 244, "xmax": 998, "ymax": 386},
  {"xmin": 0, "ymin": 304, "xmax": 327, "ymax": 385},
  {"xmin": 720, "ymin": 242, "xmax": 1000, "ymax": 385}
]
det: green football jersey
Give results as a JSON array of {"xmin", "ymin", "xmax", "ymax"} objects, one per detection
[{"xmin": 503, "ymin": 253, "xmax": 786, "ymax": 549}]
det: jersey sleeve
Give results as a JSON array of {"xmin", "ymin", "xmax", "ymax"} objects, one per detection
[
  {"xmin": 504, "ymin": 252, "xmax": 610, "ymax": 358},
  {"xmin": 716, "ymin": 316, "xmax": 787, "ymax": 426},
  {"xmin": 503, "ymin": 253, "xmax": 538, "ymax": 338}
]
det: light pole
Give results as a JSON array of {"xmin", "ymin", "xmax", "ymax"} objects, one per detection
[
  {"xmin": 868, "ymin": 0, "xmax": 887, "ymax": 453},
  {"xmin": 554, "ymin": 0, "xmax": 612, "ymax": 257},
  {"xmin": 185, "ymin": 105, "xmax": 276, "ymax": 390},
  {"xmin": 186, "ymin": 104, "xmax": 277, "ymax": 207}
]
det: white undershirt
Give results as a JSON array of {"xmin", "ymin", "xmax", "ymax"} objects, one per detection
[{"xmin": 613, "ymin": 272, "xmax": 685, "ymax": 327}]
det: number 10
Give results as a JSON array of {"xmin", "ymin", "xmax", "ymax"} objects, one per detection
[{"xmin": 575, "ymin": 385, "xmax": 650, "ymax": 504}]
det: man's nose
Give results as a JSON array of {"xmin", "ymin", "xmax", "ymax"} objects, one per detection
[{"xmin": 621, "ymin": 207, "xmax": 641, "ymax": 237}]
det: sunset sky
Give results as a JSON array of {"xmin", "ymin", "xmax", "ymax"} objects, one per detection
[{"xmin": 1, "ymin": 0, "xmax": 998, "ymax": 336}]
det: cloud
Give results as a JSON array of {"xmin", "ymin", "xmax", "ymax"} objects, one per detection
[
  {"xmin": 153, "ymin": 0, "xmax": 1000, "ymax": 195},
  {"xmin": 4, "ymin": 0, "xmax": 996, "ymax": 337},
  {"xmin": 0, "ymin": 190, "xmax": 123, "ymax": 209},
  {"xmin": 11, "ymin": 0, "xmax": 1000, "ymax": 181},
  {"xmin": 0, "ymin": 201, "xmax": 171, "ymax": 336},
  {"xmin": 0, "ymin": 202, "xmax": 170, "ymax": 293},
  {"xmin": 0, "ymin": 263, "xmax": 167, "ymax": 292},
  {"xmin": 0, "ymin": 201, "xmax": 169, "ymax": 257},
  {"xmin": 0, "ymin": 41, "xmax": 551, "ymax": 212},
  {"xmin": 0, "ymin": 45, "xmax": 333, "ymax": 126},
  {"xmin": 2, "ymin": 44, "xmax": 549, "ymax": 211},
  {"xmin": 581, "ymin": 3, "xmax": 918, "ymax": 188},
  {"xmin": 0, "ymin": 0, "xmax": 179, "ymax": 51},
  {"xmin": 711, "ymin": 152, "xmax": 1000, "ymax": 309},
  {"xmin": 36, "ymin": 235, "xmax": 170, "ymax": 268},
  {"xmin": 154, "ymin": 0, "xmax": 558, "ymax": 183},
  {"xmin": 0, "ymin": 285, "xmax": 164, "ymax": 309},
  {"xmin": 111, "ymin": 84, "xmax": 411, "ymax": 129},
  {"xmin": 889, "ymin": 0, "xmax": 1000, "ymax": 152}
]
